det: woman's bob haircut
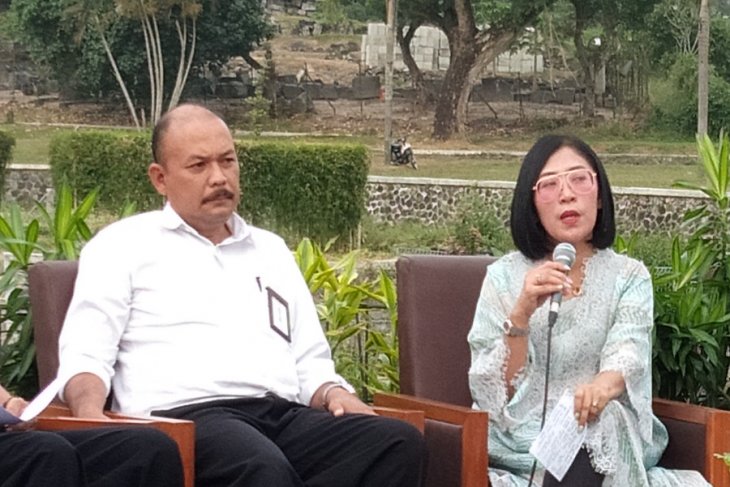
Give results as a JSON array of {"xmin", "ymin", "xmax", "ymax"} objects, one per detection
[{"xmin": 510, "ymin": 134, "xmax": 616, "ymax": 260}]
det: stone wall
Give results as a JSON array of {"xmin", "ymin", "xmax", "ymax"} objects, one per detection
[
  {"xmin": 3, "ymin": 164, "xmax": 54, "ymax": 206},
  {"xmin": 366, "ymin": 176, "xmax": 706, "ymax": 236},
  {"xmin": 2, "ymin": 166, "xmax": 706, "ymax": 236}
]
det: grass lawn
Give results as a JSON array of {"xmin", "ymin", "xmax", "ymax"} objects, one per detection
[{"xmin": 1, "ymin": 123, "xmax": 709, "ymax": 189}]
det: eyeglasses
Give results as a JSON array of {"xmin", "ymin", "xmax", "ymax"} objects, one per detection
[{"xmin": 532, "ymin": 168, "xmax": 597, "ymax": 202}]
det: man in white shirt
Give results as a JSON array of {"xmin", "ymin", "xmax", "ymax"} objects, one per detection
[{"xmin": 57, "ymin": 104, "xmax": 424, "ymax": 487}]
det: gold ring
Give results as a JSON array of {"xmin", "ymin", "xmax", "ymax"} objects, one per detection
[{"xmin": 591, "ymin": 400, "xmax": 598, "ymax": 408}]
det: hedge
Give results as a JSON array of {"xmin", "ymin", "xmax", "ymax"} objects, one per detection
[
  {"xmin": 0, "ymin": 130, "xmax": 15, "ymax": 201},
  {"xmin": 239, "ymin": 142, "xmax": 369, "ymax": 243},
  {"xmin": 49, "ymin": 132, "xmax": 369, "ymax": 243}
]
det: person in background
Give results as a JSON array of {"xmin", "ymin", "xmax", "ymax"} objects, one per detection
[
  {"xmin": 467, "ymin": 134, "xmax": 710, "ymax": 486},
  {"xmin": 57, "ymin": 104, "xmax": 425, "ymax": 487},
  {"xmin": 0, "ymin": 383, "xmax": 183, "ymax": 487}
]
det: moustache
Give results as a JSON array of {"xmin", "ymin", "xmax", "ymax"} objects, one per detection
[{"xmin": 202, "ymin": 189, "xmax": 236, "ymax": 204}]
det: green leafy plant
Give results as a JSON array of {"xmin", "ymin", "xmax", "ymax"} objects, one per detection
[
  {"xmin": 0, "ymin": 184, "xmax": 99, "ymax": 397},
  {"xmin": 651, "ymin": 132, "xmax": 730, "ymax": 408},
  {"xmin": 445, "ymin": 191, "xmax": 511, "ymax": 255},
  {"xmin": 715, "ymin": 452, "xmax": 730, "ymax": 472},
  {"xmin": 294, "ymin": 238, "xmax": 398, "ymax": 402}
]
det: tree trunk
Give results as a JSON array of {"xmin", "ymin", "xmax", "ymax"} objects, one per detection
[
  {"xmin": 433, "ymin": 35, "xmax": 476, "ymax": 139},
  {"xmin": 571, "ymin": 3, "xmax": 595, "ymax": 118},
  {"xmin": 397, "ymin": 23, "xmax": 424, "ymax": 99},
  {"xmin": 698, "ymin": 0, "xmax": 710, "ymax": 136},
  {"xmin": 456, "ymin": 30, "xmax": 521, "ymax": 134},
  {"xmin": 95, "ymin": 16, "xmax": 140, "ymax": 129},
  {"xmin": 432, "ymin": 0, "xmax": 477, "ymax": 140}
]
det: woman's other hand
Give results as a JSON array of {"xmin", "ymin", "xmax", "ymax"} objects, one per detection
[{"xmin": 573, "ymin": 371, "xmax": 626, "ymax": 428}]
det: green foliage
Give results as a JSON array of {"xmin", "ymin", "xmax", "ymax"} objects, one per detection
[
  {"xmin": 9, "ymin": 0, "xmax": 272, "ymax": 100},
  {"xmin": 359, "ymin": 217, "xmax": 451, "ymax": 254},
  {"xmin": 239, "ymin": 142, "xmax": 369, "ymax": 245},
  {"xmin": 651, "ymin": 132, "xmax": 730, "ymax": 408},
  {"xmin": 446, "ymin": 192, "xmax": 511, "ymax": 255},
  {"xmin": 49, "ymin": 131, "xmax": 160, "ymax": 211},
  {"xmin": 0, "ymin": 131, "xmax": 15, "ymax": 202},
  {"xmin": 650, "ymin": 54, "xmax": 730, "ymax": 137},
  {"xmin": 0, "ymin": 184, "xmax": 99, "ymax": 397},
  {"xmin": 49, "ymin": 132, "xmax": 369, "ymax": 244},
  {"xmin": 715, "ymin": 452, "xmax": 730, "ymax": 471},
  {"xmin": 295, "ymin": 238, "xmax": 398, "ymax": 402}
]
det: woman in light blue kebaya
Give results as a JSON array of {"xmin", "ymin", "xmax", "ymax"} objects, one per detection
[{"xmin": 468, "ymin": 134, "xmax": 710, "ymax": 487}]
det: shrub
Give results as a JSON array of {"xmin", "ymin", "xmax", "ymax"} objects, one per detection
[
  {"xmin": 49, "ymin": 131, "xmax": 159, "ymax": 211},
  {"xmin": 650, "ymin": 54, "xmax": 730, "ymax": 137},
  {"xmin": 49, "ymin": 133, "xmax": 369, "ymax": 245},
  {"xmin": 444, "ymin": 192, "xmax": 512, "ymax": 255},
  {"xmin": 294, "ymin": 238, "xmax": 398, "ymax": 401},
  {"xmin": 0, "ymin": 185, "xmax": 99, "ymax": 397},
  {"xmin": 239, "ymin": 142, "xmax": 369, "ymax": 245},
  {"xmin": 650, "ymin": 132, "xmax": 730, "ymax": 408}
]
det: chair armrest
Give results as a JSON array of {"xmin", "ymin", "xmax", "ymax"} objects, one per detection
[
  {"xmin": 36, "ymin": 405, "xmax": 195, "ymax": 487},
  {"xmin": 653, "ymin": 398, "xmax": 730, "ymax": 486},
  {"xmin": 373, "ymin": 406, "xmax": 425, "ymax": 433},
  {"xmin": 374, "ymin": 393, "xmax": 488, "ymax": 487}
]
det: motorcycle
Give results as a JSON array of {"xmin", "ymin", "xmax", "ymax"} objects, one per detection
[{"xmin": 390, "ymin": 137, "xmax": 417, "ymax": 169}]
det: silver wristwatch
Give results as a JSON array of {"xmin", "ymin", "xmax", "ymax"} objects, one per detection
[{"xmin": 502, "ymin": 318, "xmax": 529, "ymax": 337}]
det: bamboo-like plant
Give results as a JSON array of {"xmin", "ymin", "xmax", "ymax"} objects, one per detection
[
  {"xmin": 652, "ymin": 132, "xmax": 730, "ymax": 408},
  {"xmin": 0, "ymin": 184, "xmax": 100, "ymax": 396},
  {"xmin": 294, "ymin": 238, "xmax": 399, "ymax": 402}
]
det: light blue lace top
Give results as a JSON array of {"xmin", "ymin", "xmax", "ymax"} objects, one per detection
[{"xmin": 468, "ymin": 249, "xmax": 710, "ymax": 487}]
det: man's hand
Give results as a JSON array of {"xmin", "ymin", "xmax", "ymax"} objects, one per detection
[
  {"xmin": 2, "ymin": 397, "xmax": 37, "ymax": 432},
  {"xmin": 324, "ymin": 388, "xmax": 375, "ymax": 417}
]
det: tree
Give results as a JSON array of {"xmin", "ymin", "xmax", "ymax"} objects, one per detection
[
  {"xmin": 565, "ymin": 0, "xmax": 660, "ymax": 117},
  {"xmin": 400, "ymin": 0, "xmax": 556, "ymax": 140},
  {"xmin": 698, "ymin": 0, "xmax": 710, "ymax": 136},
  {"xmin": 9, "ymin": 0, "xmax": 272, "ymax": 125}
]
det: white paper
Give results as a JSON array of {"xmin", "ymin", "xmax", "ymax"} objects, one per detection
[
  {"xmin": 529, "ymin": 389, "xmax": 587, "ymax": 481},
  {"xmin": 18, "ymin": 377, "xmax": 63, "ymax": 422}
]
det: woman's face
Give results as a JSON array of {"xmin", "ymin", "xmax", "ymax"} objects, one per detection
[{"xmin": 533, "ymin": 146, "xmax": 599, "ymax": 251}]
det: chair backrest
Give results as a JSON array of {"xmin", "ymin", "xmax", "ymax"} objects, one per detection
[
  {"xmin": 397, "ymin": 254, "xmax": 496, "ymax": 407},
  {"xmin": 28, "ymin": 260, "xmax": 79, "ymax": 390}
]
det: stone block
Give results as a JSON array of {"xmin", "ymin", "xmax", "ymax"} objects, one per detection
[
  {"xmin": 280, "ymin": 83, "xmax": 305, "ymax": 100},
  {"xmin": 556, "ymin": 88, "xmax": 575, "ymax": 105},
  {"xmin": 352, "ymin": 75, "xmax": 380, "ymax": 100}
]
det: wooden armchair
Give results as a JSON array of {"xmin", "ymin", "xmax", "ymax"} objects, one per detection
[
  {"xmin": 28, "ymin": 260, "xmax": 424, "ymax": 487},
  {"xmin": 29, "ymin": 260, "xmax": 196, "ymax": 487},
  {"xmin": 374, "ymin": 254, "xmax": 730, "ymax": 487}
]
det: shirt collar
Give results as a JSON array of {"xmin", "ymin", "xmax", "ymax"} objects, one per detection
[{"xmin": 160, "ymin": 202, "xmax": 251, "ymax": 245}]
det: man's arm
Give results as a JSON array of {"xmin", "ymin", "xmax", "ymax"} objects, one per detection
[{"xmin": 64, "ymin": 373, "xmax": 109, "ymax": 419}]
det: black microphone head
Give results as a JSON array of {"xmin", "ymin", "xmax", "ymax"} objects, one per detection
[{"xmin": 553, "ymin": 242, "xmax": 576, "ymax": 268}]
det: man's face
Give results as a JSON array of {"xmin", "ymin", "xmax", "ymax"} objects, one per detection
[{"xmin": 149, "ymin": 112, "xmax": 240, "ymax": 242}]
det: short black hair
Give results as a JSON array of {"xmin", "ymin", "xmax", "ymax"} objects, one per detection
[{"xmin": 510, "ymin": 134, "xmax": 615, "ymax": 260}]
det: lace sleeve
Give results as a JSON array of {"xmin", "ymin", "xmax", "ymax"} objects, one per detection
[
  {"xmin": 468, "ymin": 258, "xmax": 515, "ymax": 416},
  {"xmin": 600, "ymin": 259, "xmax": 654, "ymax": 442}
]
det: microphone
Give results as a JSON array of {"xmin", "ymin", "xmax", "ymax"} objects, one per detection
[{"xmin": 547, "ymin": 242, "xmax": 576, "ymax": 328}]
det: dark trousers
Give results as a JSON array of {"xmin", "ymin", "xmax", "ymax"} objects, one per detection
[
  {"xmin": 0, "ymin": 427, "xmax": 184, "ymax": 487},
  {"xmin": 157, "ymin": 395, "xmax": 425, "ymax": 487},
  {"xmin": 542, "ymin": 448, "xmax": 604, "ymax": 487}
]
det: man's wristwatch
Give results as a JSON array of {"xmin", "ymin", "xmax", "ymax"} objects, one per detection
[{"xmin": 502, "ymin": 318, "xmax": 529, "ymax": 337}]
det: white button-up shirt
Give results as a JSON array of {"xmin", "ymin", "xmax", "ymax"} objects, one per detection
[{"xmin": 58, "ymin": 204, "xmax": 349, "ymax": 415}]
